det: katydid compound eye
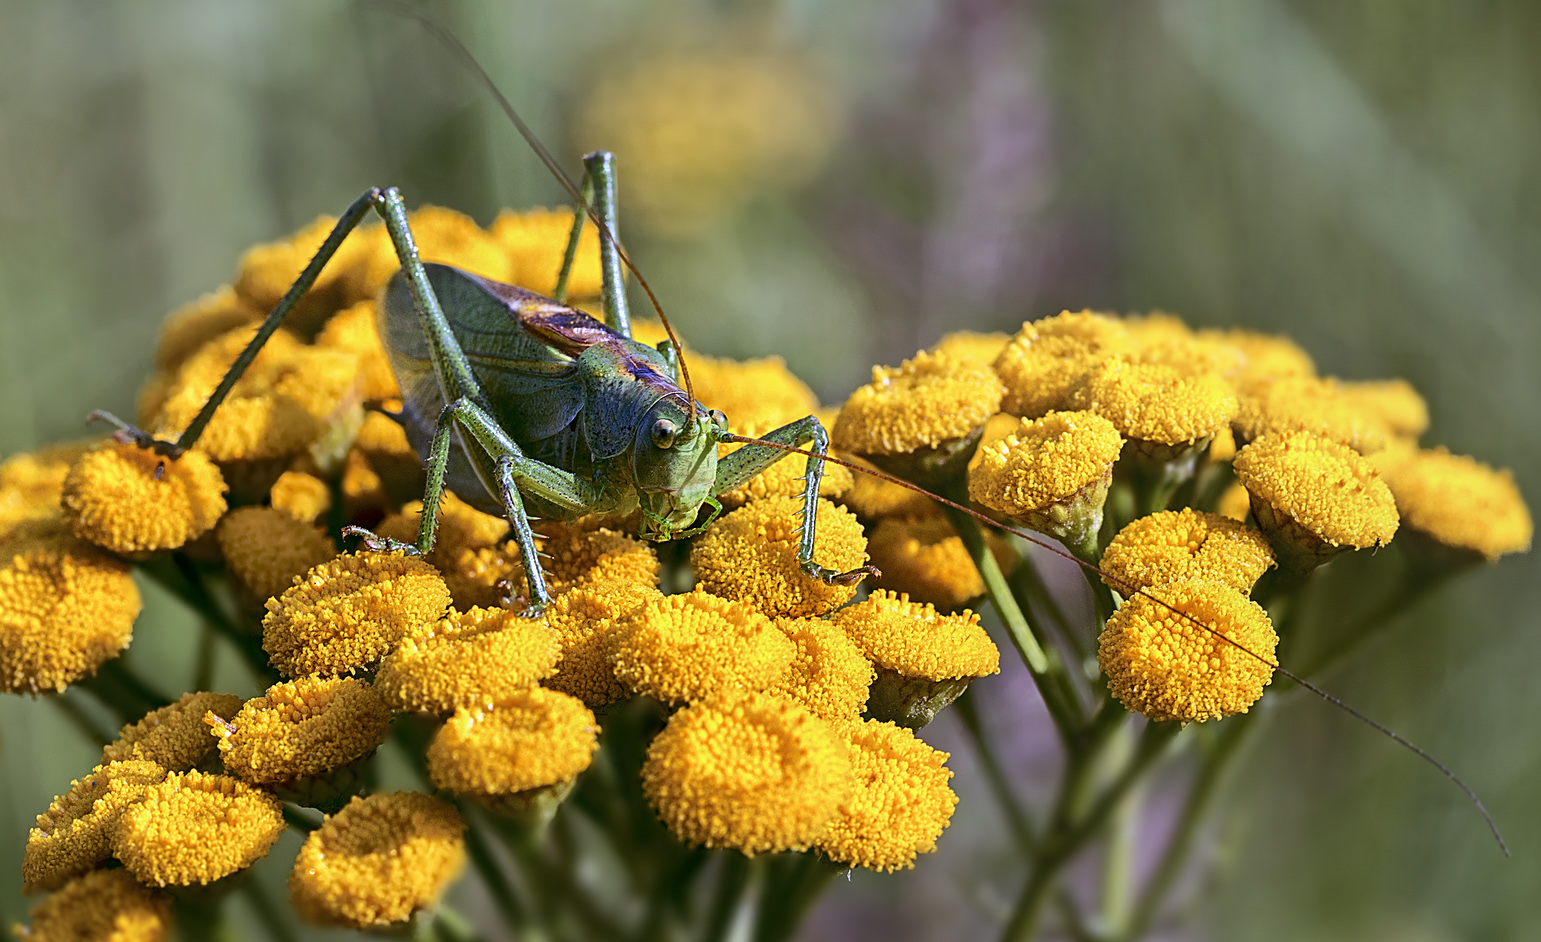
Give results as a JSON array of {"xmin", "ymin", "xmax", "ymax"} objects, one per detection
[
  {"xmin": 709, "ymin": 410, "xmax": 729, "ymax": 433},
  {"xmin": 652, "ymin": 418, "xmax": 678, "ymax": 450}
]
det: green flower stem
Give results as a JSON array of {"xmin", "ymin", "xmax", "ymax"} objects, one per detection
[
  {"xmin": 240, "ymin": 875, "xmax": 297, "ymax": 942},
  {"xmin": 702, "ymin": 855, "xmax": 753, "ymax": 942},
  {"xmin": 1125, "ymin": 712, "xmax": 1255, "ymax": 940},
  {"xmin": 955, "ymin": 688, "xmax": 1037, "ymax": 851},
  {"xmin": 98, "ymin": 658, "xmax": 171, "ymax": 709},
  {"xmin": 751, "ymin": 853, "xmax": 843, "ymax": 942},
  {"xmin": 1099, "ymin": 726, "xmax": 1140, "ymax": 937},
  {"xmin": 943, "ymin": 501, "xmax": 1086, "ymax": 742},
  {"xmin": 49, "ymin": 690, "xmax": 113, "ymax": 745},
  {"xmin": 431, "ymin": 904, "xmax": 484, "ymax": 942},
  {"xmin": 462, "ymin": 821, "xmax": 529, "ymax": 934},
  {"xmin": 1000, "ymin": 719, "xmax": 1181, "ymax": 942},
  {"xmin": 282, "ymin": 804, "xmax": 321, "ymax": 832}
]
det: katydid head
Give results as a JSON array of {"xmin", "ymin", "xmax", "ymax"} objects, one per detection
[{"xmin": 633, "ymin": 398, "xmax": 727, "ymax": 540}]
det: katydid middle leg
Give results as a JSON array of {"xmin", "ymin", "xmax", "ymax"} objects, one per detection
[{"xmin": 715, "ymin": 416, "xmax": 880, "ymax": 587}]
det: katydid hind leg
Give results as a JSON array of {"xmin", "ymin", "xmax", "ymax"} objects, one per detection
[
  {"xmin": 583, "ymin": 151, "xmax": 631, "ymax": 339},
  {"xmin": 715, "ymin": 416, "xmax": 880, "ymax": 587}
]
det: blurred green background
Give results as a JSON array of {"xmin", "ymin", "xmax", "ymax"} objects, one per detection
[{"xmin": 2, "ymin": 1, "xmax": 1538, "ymax": 939}]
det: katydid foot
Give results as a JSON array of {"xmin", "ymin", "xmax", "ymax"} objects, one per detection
[{"xmin": 802, "ymin": 561, "xmax": 882, "ymax": 588}]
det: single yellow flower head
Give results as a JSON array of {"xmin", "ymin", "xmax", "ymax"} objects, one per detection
[
  {"xmin": 1338, "ymin": 378, "xmax": 1430, "ymax": 442},
  {"xmin": 375, "ymin": 606, "xmax": 562, "ymax": 715},
  {"xmin": 22, "ymin": 760, "xmax": 167, "ymax": 893},
  {"xmin": 1374, "ymin": 447, "xmax": 1532, "ymax": 562},
  {"xmin": 1069, "ymin": 358, "xmax": 1238, "ymax": 448},
  {"xmin": 1200, "ymin": 328, "xmax": 1316, "ymax": 394},
  {"xmin": 267, "ymin": 470, "xmax": 331, "ymax": 524},
  {"xmin": 576, "ymin": 50, "xmax": 838, "ymax": 235},
  {"xmin": 836, "ymin": 455, "xmax": 934, "ymax": 520},
  {"xmin": 769, "ymin": 617, "xmax": 874, "ymax": 721},
  {"xmin": 994, "ymin": 310, "xmax": 1130, "ymax": 418},
  {"xmin": 864, "ymin": 514, "xmax": 985, "ymax": 610},
  {"xmin": 1128, "ymin": 321, "xmax": 1247, "ymax": 381},
  {"xmin": 427, "ymin": 688, "xmax": 599, "ymax": 796},
  {"xmin": 209, "ymin": 676, "xmax": 390, "ymax": 787},
  {"xmin": 716, "ymin": 442, "xmax": 854, "ymax": 511},
  {"xmin": 262, "ymin": 552, "xmax": 451, "ymax": 678},
  {"xmin": 60, "ymin": 443, "xmax": 227, "ymax": 555},
  {"xmin": 150, "ymin": 327, "xmax": 361, "ymax": 463},
  {"xmin": 112, "ymin": 771, "xmax": 285, "ymax": 887},
  {"xmin": 376, "ymin": 492, "xmax": 513, "ymax": 610},
  {"xmin": 0, "ymin": 528, "xmax": 141, "ymax": 694},
  {"xmin": 609, "ymin": 590, "xmax": 796, "ymax": 703},
  {"xmin": 1098, "ymin": 578, "xmax": 1278, "ymax": 723},
  {"xmin": 1100, "ymin": 509, "xmax": 1275, "ymax": 595},
  {"xmin": 834, "ymin": 590, "xmax": 999, "ymax": 681},
  {"xmin": 102, "ymin": 691, "xmax": 244, "ymax": 771},
  {"xmin": 154, "ymin": 284, "xmax": 263, "ymax": 374},
  {"xmin": 1, "ymin": 442, "xmax": 99, "ymax": 540},
  {"xmin": 532, "ymin": 522, "xmax": 660, "ymax": 596},
  {"xmin": 491, "ymin": 207, "xmax": 603, "ymax": 299},
  {"xmin": 929, "ymin": 330, "xmax": 1010, "ymax": 365},
  {"xmin": 691, "ymin": 497, "xmax": 868, "ymax": 618},
  {"xmin": 684, "ymin": 353, "xmax": 820, "ymax": 436},
  {"xmin": 411, "ymin": 205, "xmax": 516, "ymax": 282},
  {"xmin": 833, "ymin": 350, "xmax": 1005, "ymax": 456},
  {"xmin": 1232, "ymin": 432, "xmax": 1399, "ymax": 562},
  {"xmin": 967, "ymin": 411, "xmax": 1123, "ymax": 545},
  {"xmin": 543, "ymin": 579, "xmax": 661, "ymax": 706},
  {"xmin": 17, "ymin": 868, "xmax": 171, "ymax": 942},
  {"xmin": 1235, "ymin": 375, "xmax": 1389, "ymax": 454},
  {"xmin": 288, "ymin": 793, "xmax": 466, "ymax": 929},
  {"xmin": 233, "ymin": 216, "xmax": 354, "ymax": 322},
  {"xmin": 315, "ymin": 300, "xmax": 401, "ymax": 403},
  {"xmin": 815, "ymin": 719, "xmax": 957, "ymax": 871},
  {"xmin": 217, "ymin": 507, "xmax": 337, "ymax": 604},
  {"xmin": 641, "ymin": 692, "xmax": 852, "ymax": 854}
]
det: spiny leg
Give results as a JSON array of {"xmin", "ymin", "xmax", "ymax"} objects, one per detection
[
  {"xmin": 347, "ymin": 397, "xmax": 604, "ymax": 615},
  {"xmin": 582, "ymin": 150, "xmax": 632, "ymax": 338},
  {"xmin": 715, "ymin": 416, "xmax": 879, "ymax": 587}
]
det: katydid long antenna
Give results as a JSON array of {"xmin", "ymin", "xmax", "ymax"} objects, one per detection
[
  {"xmin": 721, "ymin": 432, "xmax": 1510, "ymax": 856},
  {"xmin": 382, "ymin": 1, "xmax": 701, "ymax": 434}
]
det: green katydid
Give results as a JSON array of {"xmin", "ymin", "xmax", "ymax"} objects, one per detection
[{"xmin": 88, "ymin": 153, "xmax": 878, "ymax": 615}]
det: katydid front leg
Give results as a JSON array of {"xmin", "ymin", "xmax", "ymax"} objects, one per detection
[
  {"xmin": 715, "ymin": 416, "xmax": 880, "ymax": 587},
  {"xmin": 346, "ymin": 396, "xmax": 604, "ymax": 616}
]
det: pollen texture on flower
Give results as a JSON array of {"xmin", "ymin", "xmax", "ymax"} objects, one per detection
[
  {"xmin": 111, "ymin": 770, "xmax": 285, "ymax": 887},
  {"xmin": 18, "ymin": 868, "xmax": 172, "ymax": 942},
  {"xmin": 60, "ymin": 442, "xmax": 228, "ymax": 555},
  {"xmin": 993, "ymin": 310, "xmax": 1129, "ymax": 418},
  {"xmin": 542, "ymin": 579, "xmax": 661, "ymax": 706},
  {"xmin": 426, "ymin": 688, "xmax": 599, "ymax": 796},
  {"xmin": 262, "ymin": 551, "xmax": 451, "ymax": 677},
  {"xmin": 1375, "ymin": 446, "xmax": 1532, "ymax": 561},
  {"xmin": 211, "ymin": 676, "xmax": 391, "ymax": 786},
  {"xmin": 1234, "ymin": 375, "xmax": 1388, "ymax": 454},
  {"xmin": 1069, "ymin": 358, "xmax": 1237, "ymax": 446},
  {"xmin": 815, "ymin": 719, "xmax": 957, "ymax": 871},
  {"xmin": 609, "ymin": 590, "xmax": 796, "ymax": 703},
  {"xmin": 769, "ymin": 618, "xmax": 875, "ymax": 721},
  {"xmin": 102, "ymin": 691, "xmax": 244, "ymax": 771},
  {"xmin": 288, "ymin": 792, "xmax": 466, "ymax": 929},
  {"xmin": 865, "ymin": 514, "xmax": 985, "ymax": 609},
  {"xmin": 1100, "ymin": 509, "xmax": 1275, "ymax": 595},
  {"xmin": 22, "ymin": 760, "xmax": 167, "ymax": 893},
  {"xmin": 641, "ymin": 692, "xmax": 853, "ymax": 854},
  {"xmin": 691, "ymin": 497, "xmax": 867, "ymax": 618},
  {"xmin": 1233, "ymin": 431, "xmax": 1399, "ymax": 551},
  {"xmin": 835, "ymin": 590, "xmax": 999, "ymax": 681},
  {"xmin": 217, "ymin": 506, "xmax": 337, "ymax": 604},
  {"xmin": 685, "ymin": 352, "xmax": 820, "ymax": 435},
  {"xmin": 833, "ymin": 350, "xmax": 1005, "ymax": 456},
  {"xmin": 1098, "ymin": 578, "xmax": 1277, "ymax": 723},
  {"xmin": 375, "ymin": 606, "xmax": 562, "ymax": 715},
  {"xmin": 967, "ymin": 411, "xmax": 1123, "ymax": 517}
]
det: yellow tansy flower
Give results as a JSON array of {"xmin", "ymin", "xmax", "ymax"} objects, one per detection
[
  {"xmin": 262, "ymin": 552, "xmax": 451, "ymax": 678},
  {"xmin": 967, "ymin": 410, "xmax": 1124, "ymax": 549},
  {"xmin": 835, "ymin": 590, "xmax": 999, "ymax": 683},
  {"xmin": 1374, "ymin": 447, "xmax": 1532, "ymax": 562},
  {"xmin": 376, "ymin": 492, "xmax": 513, "ymax": 610},
  {"xmin": 16, "ymin": 868, "xmax": 171, "ymax": 942},
  {"xmin": 1217, "ymin": 481, "xmax": 1252, "ymax": 522},
  {"xmin": 542, "ymin": 579, "xmax": 662, "ymax": 707},
  {"xmin": 351, "ymin": 409, "xmax": 424, "ymax": 505},
  {"xmin": 233, "ymin": 215, "xmax": 357, "ymax": 333},
  {"xmin": 815, "ymin": 719, "xmax": 957, "ymax": 872},
  {"xmin": 836, "ymin": 455, "xmax": 934, "ymax": 521},
  {"xmin": 491, "ymin": 207, "xmax": 603, "ymax": 299},
  {"xmin": 683, "ymin": 352, "xmax": 819, "ymax": 436},
  {"xmin": 426, "ymin": 688, "xmax": 599, "ymax": 797},
  {"xmin": 154, "ymin": 284, "xmax": 263, "ymax": 374},
  {"xmin": 1339, "ymin": 379, "xmax": 1429, "ymax": 442},
  {"xmin": 268, "ymin": 469, "xmax": 332, "ymax": 524},
  {"xmin": 929, "ymin": 330, "xmax": 1010, "ymax": 366},
  {"xmin": 691, "ymin": 497, "xmax": 868, "ymax": 618},
  {"xmin": 769, "ymin": 618, "xmax": 875, "ymax": 722},
  {"xmin": 22, "ymin": 760, "xmax": 167, "ymax": 893},
  {"xmin": 993, "ymin": 310, "xmax": 1129, "ymax": 418},
  {"xmin": 288, "ymin": 793, "xmax": 466, "ymax": 929},
  {"xmin": 102, "ymin": 691, "xmax": 244, "ymax": 771},
  {"xmin": 609, "ymin": 590, "xmax": 795, "ymax": 704},
  {"xmin": 864, "ymin": 514, "xmax": 985, "ymax": 610},
  {"xmin": 1234, "ymin": 375, "xmax": 1389, "ymax": 455},
  {"xmin": 60, "ymin": 443, "xmax": 228, "ymax": 556},
  {"xmin": 1100, "ymin": 509, "xmax": 1275, "ymax": 595},
  {"xmin": 1069, "ymin": 358, "xmax": 1237, "ymax": 454},
  {"xmin": 375, "ymin": 606, "xmax": 562, "ymax": 715},
  {"xmin": 1098, "ymin": 578, "xmax": 1278, "ymax": 723},
  {"xmin": 1, "ymin": 442, "xmax": 98, "ymax": 540},
  {"xmin": 640, "ymin": 692, "xmax": 852, "ymax": 854},
  {"xmin": 1198, "ymin": 328, "xmax": 1315, "ymax": 394},
  {"xmin": 1232, "ymin": 432, "xmax": 1399, "ymax": 570},
  {"xmin": 0, "ymin": 527, "xmax": 141, "ymax": 694},
  {"xmin": 217, "ymin": 506, "xmax": 337, "ymax": 605},
  {"xmin": 209, "ymin": 676, "xmax": 391, "ymax": 789},
  {"xmin": 716, "ymin": 443, "xmax": 854, "ymax": 511},
  {"xmin": 112, "ymin": 771, "xmax": 285, "ymax": 887},
  {"xmin": 315, "ymin": 300, "xmax": 401, "ymax": 403},
  {"xmin": 832, "ymin": 350, "xmax": 1005, "ymax": 457}
]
